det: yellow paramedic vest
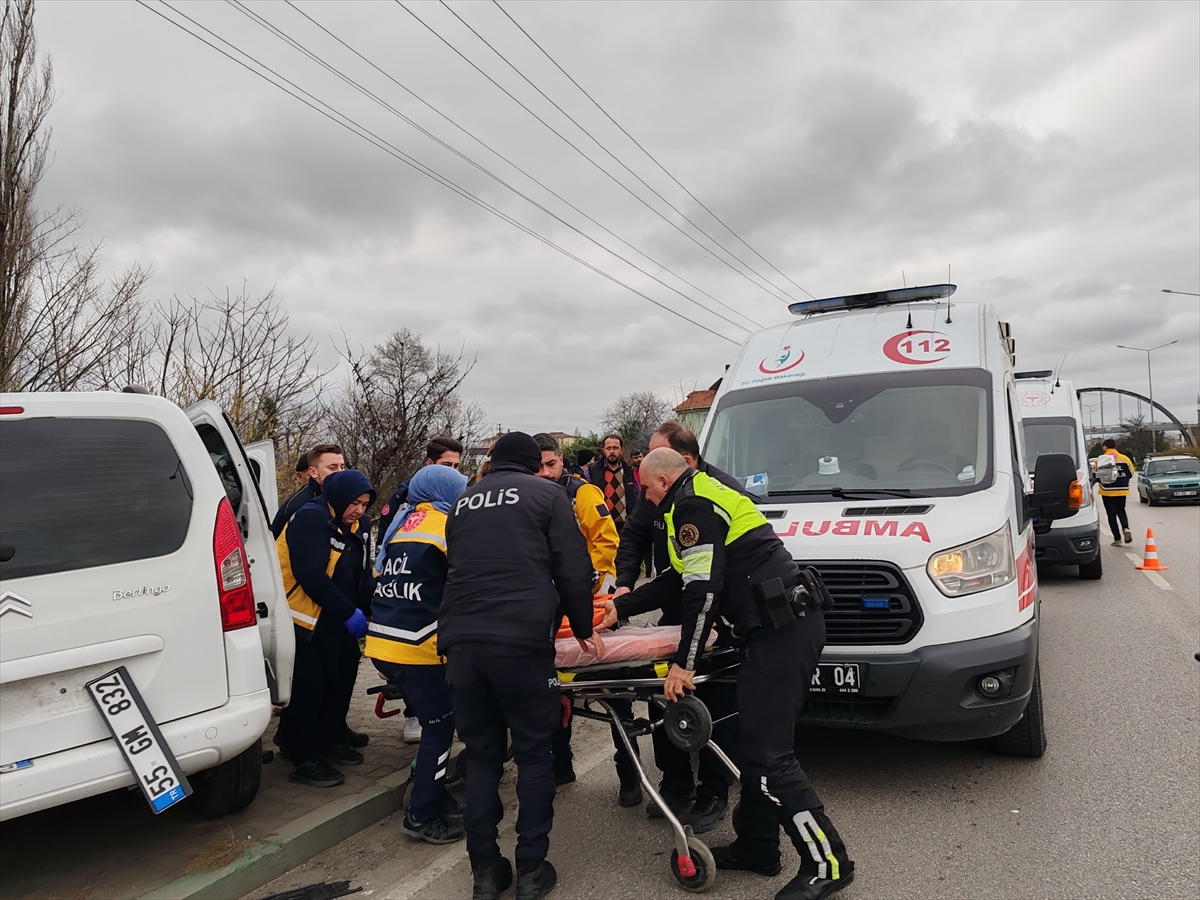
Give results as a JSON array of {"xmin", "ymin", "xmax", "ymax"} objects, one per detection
[{"xmin": 276, "ymin": 505, "xmax": 357, "ymax": 631}]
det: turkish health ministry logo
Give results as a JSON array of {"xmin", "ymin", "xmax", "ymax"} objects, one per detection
[{"xmin": 758, "ymin": 345, "xmax": 805, "ymax": 374}]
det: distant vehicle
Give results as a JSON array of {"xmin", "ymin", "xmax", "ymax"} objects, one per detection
[
  {"xmin": 1136, "ymin": 455, "xmax": 1200, "ymax": 506},
  {"xmin": 701, "ymin": 284, "xmax": 1077, "ymax": 757},
  {"xmin": 1015, "ymin": 373, "xmax": 1102, "ymax": 579},
  {"xmin": 0, "ymin": 393, "xmax": 295, "ymax": 821}
]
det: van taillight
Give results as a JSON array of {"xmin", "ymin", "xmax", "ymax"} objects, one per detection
[{"xmin": 214, "ymin": 498, "xmax": 256, "ymax": 631}]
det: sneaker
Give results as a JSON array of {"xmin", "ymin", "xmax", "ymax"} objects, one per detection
[
  {"xmin": 515, "ymin": 860, "xmax": 557, "ymax": 900},
  {"xmin": 646, "ymin": 786, "xmax": 694, "ymax": 819},
  {"xmin": 1111, "ymin": 539, "xmax": 1123, "ymax": 546},
  {"xmin": 618, "ymin": 782, "xmax": 643, "ymax": 807},
  {"xmin": 775, "ymin": 869, "xmax": 855, "ymax": 900},
  {"xmin": 472, "ymin": 858, "xmax": 514, "ymax": 900},
  {"xmin": 345, "ymin": 728, "xmax": 370, "ymax": 749},
  {"xmin": 288, "ymin": 758, "xmax": 344, "ymax": 788},
  {"xmin": 404, "ymin": 716, "xmax": 423, "ymax": 743},
  {"xmin": 1123, "ymin": 528, "xmax": 1133, "ymax": 544},
  {"xmin": 711, "ymin": 842, "xmax": 782, "ymax": 877},
  {"xmin": 400, "ymin": 812, "xmax": 464, "ymax": 845},
  {"xmin": 554, "ymin": 764, "xmax": 576, "ymax": 786},
  {"xmin": 327, "ymin": 743, "xmax": 363, "ymax": 766},
  {"xmin": 683, "ymin": 795, "xmax": 729, "ymax": 834}
]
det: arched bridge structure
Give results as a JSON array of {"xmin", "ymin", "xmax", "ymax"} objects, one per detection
[{"xmin": 1075, "ymin": 387, "xmax": 1191, "ymax": 440}]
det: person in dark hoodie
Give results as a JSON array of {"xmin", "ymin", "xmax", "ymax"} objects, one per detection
[
  {"xmin": 440, "ymin": 432, "xmax": 599, "ymax": 900},
  {"xmin": 271, "ymin": 443, "xmax": 346, "ymax": 538},
  {"xmin": 275, "ymin": 469, "xmax": 376, "ymax": 788}
]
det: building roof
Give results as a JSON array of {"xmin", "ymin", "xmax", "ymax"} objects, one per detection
[{"xmin": 675, "ymin": 389, "xmax": 716, "ymax": 412}]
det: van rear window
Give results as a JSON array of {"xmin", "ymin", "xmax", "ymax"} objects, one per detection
[{"xmin": 0, "ymin": 418, "xmax": 194, "ymax": 579}]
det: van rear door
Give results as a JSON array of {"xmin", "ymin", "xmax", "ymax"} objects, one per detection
[
  {"xmin": 0, "ymin": 403, "xmax": 228, "ymax": 764},
  {"xmin": 244, "ymin": 441, "xmax": 279, "ymax": 521},
  {"xmin": 184, "ymin": 403, "xmax": 294, "ymax": 704}
]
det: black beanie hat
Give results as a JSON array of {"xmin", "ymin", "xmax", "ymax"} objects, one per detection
[
  {"xmin": 491, "ymin": 431, "xmax": 541, "ymax": 474},
  {"xmin": 295, "ymin": 451, "xmax": 310, "ymax": 473},
  {"xmin": 577, "ymin": 448, "xmax": 596, "ymax": 467}
]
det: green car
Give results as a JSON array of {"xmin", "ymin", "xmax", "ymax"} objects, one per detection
[{"xmin": 1137, "ymin": 455, "xmax": 1200, "ymax": 506}]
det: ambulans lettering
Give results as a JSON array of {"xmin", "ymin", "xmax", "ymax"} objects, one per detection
[
  {"xmin": 455, "ymin": 487, "xmax": 520, "ymax": 515},
  {"xmin": 781, "ymin": 520, "xmax": 930, "ymax": 543}
]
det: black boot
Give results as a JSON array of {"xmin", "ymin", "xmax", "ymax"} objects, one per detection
[
  {"xmin": 682, "ymin": 795, "xmax": 729, "ymax": 834},
  {"xmin": 515, "ymin": 860, "xmax": 557, "ymax": 900},
  {"xmin": 775, "ymin": 869, "xmax": 855, "ymax": 900},
  {"xmin": 710, "ymin": 841, "xmax": 782, "ymax": 877},
  {"xmin": 472, "ymin": 858, "xmax": 513, "ymax": 900}
]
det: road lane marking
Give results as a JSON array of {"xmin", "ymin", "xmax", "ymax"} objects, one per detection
[{"xmin": 1125, "ymin": 552, "xmax": 1172, "ymax": 589}]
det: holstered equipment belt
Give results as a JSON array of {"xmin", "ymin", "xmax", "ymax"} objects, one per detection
[{"xmin": 753, "ymin": 566, "xmax": 834, "ymax": 630}]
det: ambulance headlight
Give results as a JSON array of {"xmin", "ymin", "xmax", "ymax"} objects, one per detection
[{"xmin": 927, "ymin": 522, "xmax": 1014, "ymax": 597}]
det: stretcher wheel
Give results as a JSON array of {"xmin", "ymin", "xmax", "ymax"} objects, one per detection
[
  {"xmin": 664, "ymin": 696, "xmax": 712, "ymax": 752},
  {"xmin": 670, "ymin": 834, "xmax": 716, "ymax": 892}
]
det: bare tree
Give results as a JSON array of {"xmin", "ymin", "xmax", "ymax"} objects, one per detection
[
  {"xmin": 328, "ymin": 329, "xmax": 485, "ymax": 497},
  {"xmin": 599, "ymin": 390, "xmax": 673, "ymax": 448},
  {"xmin": 1, "ymin": 0, "xmax": 149, "ymax": 392}
]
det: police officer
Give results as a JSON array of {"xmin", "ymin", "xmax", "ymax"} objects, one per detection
[
  {"xmin": 608, "ymin": 421, "xmax": 741, "ymax": 832},
  {"xmin": 629, "ymin": 448, "xmax": 855, "ymax": 900},
  {"xmin": 440, "ymin": 432, "xmax": 599, "ymax": 900}
]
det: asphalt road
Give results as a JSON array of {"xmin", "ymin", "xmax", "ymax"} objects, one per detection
[{"xmin": 251, "ymin": 491, "xmax": 1198, "ymax": 900}]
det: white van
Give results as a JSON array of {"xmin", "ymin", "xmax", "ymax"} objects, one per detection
[
  {"xmin": 0, "ymin": 392, "xmax": 295, "ymax": 819},
  {"xmin": 700, "ymin": 285, "xmax": 1077, "ymax": 756},
  {"xmin": 1014, "ymin": 373, "xmax": 1102, "ymax": 578}
]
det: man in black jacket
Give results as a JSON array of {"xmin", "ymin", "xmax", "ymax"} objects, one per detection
[
  {"xmin": 441, "ymin": 432, "xmax": 598, "ymax": 900},
  {"xmin": 609, "ymin": 421, "xmax": 743, "ymax": 831},
  {"xmin": 586, "ymin": 433, "xmax": 639, "ymax": 532},
  {"xmin": 271, "ymin": 443, "xmax": 346, "ymax": 538},
  {"xmin": 275, "ymin": 469, "xmax": 376, "ymax": 788}
]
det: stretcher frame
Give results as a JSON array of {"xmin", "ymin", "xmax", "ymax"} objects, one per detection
[{"xmin": 557, "ymin": 646, "xmax": 741, "ymax": 893}]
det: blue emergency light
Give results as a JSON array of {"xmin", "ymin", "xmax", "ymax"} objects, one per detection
[
  {"xmin": 861, "ymin": 597, "xmax": 891, "ymax": 610},
  {"xmin": 789, "ymin": 284, "xmax": 956, "ymax": 317}
]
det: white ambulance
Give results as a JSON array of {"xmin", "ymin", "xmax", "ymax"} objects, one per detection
[
  {"xmin": 1014, "ymin": 373, "xmax": 1102, "ymax": 579},
  {"xmin": 700, "ymin": 285, "xmax": 1078, "ymax": 756}
]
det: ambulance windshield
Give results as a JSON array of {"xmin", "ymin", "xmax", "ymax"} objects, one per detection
[{"xmin": 704, "ymin": 369, "xmax": 993, "ymax": 499}]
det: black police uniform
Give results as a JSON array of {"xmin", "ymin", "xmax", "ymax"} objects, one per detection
[
  {"xmin": 440, "ymin": 443, "xmax": 595, "ymax": 880},
  {"xmin": 627, "ymin": 468, "xmax": 854, "ymax": 899},
  {"xmin": 614, "ymin": 461, "xmax": 745, "ymax": 812},
  {"xmin": 272, "ymin": 476, "xmax": 321, "ymax": 539}
]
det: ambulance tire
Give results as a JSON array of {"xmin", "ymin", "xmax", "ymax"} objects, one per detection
[
  {"xmin": 994, "ymin": 665, "xmax": 1046, "ymax": 758},
  {"xmin": 1078, "ymin": 553, "xmax": 1103, "ymax": 580},
  {"xmin": 192, "ymin": 739, "xmax": 262, "ymax": 818}
]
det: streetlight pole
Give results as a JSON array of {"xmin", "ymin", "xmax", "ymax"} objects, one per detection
[{"xmin": 1117, "ymin": 341, "xmax": 1178, "ymax": 453}]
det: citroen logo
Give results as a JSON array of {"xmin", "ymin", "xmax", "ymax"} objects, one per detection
[{"xmin": 0, "ymin": 590, "xmax": 32, "ymax": 618}]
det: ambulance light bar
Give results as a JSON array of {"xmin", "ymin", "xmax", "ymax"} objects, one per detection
[
  {"xmin": 789, "ymin": 283, "xmax": 956, "ymax": 316},
  {"xmin": 1014, "ymin": 370, "xmax": 1054, "ymax": 379}
]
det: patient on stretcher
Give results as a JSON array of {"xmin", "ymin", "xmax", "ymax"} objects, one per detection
[{"xmin": 554, "ymin": 624, "xmax": 718, "ymax": 668}]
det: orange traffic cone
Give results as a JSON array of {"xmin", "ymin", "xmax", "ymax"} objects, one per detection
[{"xmin": 1135, "ymin": 528, "xmax": 1169, "ymax": 571}]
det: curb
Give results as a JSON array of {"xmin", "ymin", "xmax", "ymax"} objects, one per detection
[{"xmin": 142, "ymin": 768, "xmax": 409, "ymax": 900}]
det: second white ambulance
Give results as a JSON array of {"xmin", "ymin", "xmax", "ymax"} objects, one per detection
[{"xmin": 700, "ymin": 284, "xmax": 1077, "ymax": 756}]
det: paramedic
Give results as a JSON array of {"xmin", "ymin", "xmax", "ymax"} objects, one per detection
[
  {"xmin": 275, "ymin": 469, "xmax": 376, "ymax": 788},
  {"xmin": 610, "ymin": 421, "xmax": 741, "ymax": 832},
  {"xmin": 367, "ymin": 464, "xmax": 469, "ymax": 845},
  {"xmin": 533, "ymin": 433, "xmax": 642, "ymax": 807},
  {"xmin": 440, "ymin": 432, "xmax": 599, "ymax": 900},
  {"xmin": 1095, "ymin": 439, "xmax": 1135, "ymax": 545},
  {"xmin": 618, "ymin": 448, "xmax": 855, "ymax": 900}
]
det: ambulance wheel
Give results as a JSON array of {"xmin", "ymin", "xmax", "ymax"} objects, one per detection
[
  {"xmin": 193, "ymin": 739, "xmax": 262, "ymax": 817},
  {"xmin": 671, "ymin": 834, "xmax": 716, "ymax": 892},
  {"xmin": 663, "ymin": 696, "xmax": 712, "ymax": 753},
  {"xmin": 1078, "ymin": 553, "xmax": 1103, "ymax": 580},
  {"xmin": 994, "ymin": 665, "xmax": 1046, "ymax": 758}
]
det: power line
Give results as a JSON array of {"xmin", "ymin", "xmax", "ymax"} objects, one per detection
[
  {"xmin": 397, "ymin": 0, "xmax": 796, "ymax": 307},
  {"xmin": 135, "ymin": 0, "xmax": 742, "ymax": 345},
  {"xmin": 259, "ymin": 0, "xmax": 760, "ymax": 332},
  {"xmin": 492, "ymin": 0, "xmax": 816, "ymax": 300}
]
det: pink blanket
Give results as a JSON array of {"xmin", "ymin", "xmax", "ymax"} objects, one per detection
[{"xmin": 555, "ymin": 624, "xmax": 717, "ymax": 669}]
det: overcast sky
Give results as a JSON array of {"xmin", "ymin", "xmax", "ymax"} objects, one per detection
[{"xmin": 34, "ymin": 0, "xmax": 1200, "ymax": 436}]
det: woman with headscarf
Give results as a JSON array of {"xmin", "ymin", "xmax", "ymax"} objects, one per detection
[{"xmin": 366, "ymin": 463, "xmax": 469, "ymax": 845}]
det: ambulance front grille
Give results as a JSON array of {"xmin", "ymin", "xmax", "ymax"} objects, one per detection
[{"xmin": 797, "ymin": 561, "xmax": 923, "ymax": 645}]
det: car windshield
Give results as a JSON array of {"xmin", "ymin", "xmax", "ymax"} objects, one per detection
[
  {"xmin": 704, "ymin": 368, "xmax": 993, "ymax": 499},
  {"xmin": 1145, "ymin": 459, "xmax": 1200, "ymax": 477},
  {"xmin": 1022, "ymin": 418, "xmax": 1079, "ymax": 471}
]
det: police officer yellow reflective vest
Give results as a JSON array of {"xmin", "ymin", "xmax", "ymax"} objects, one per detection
[
  {"xmin": 663, "ymin": 471, "xmax": 767, "ymax": 582},
  {"xmin": 365, "ymin": 503, "xmax": 449, "ymax": 665}
]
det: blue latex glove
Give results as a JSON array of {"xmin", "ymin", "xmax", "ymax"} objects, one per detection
[{"xmin": 344, "ymin": 609, "xmax": 368, "ymax": 639}]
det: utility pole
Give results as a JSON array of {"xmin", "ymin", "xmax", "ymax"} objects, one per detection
[{"xmin": 1118, "ymin": 341, "xmax": 1178, "ymax": 453}]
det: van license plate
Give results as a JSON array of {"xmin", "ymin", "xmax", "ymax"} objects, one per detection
[
  {"xmin": 85, "ymin": 666, "xmax": 191, "ymax": 814},
  {"xmin": 809, "ymin": 663, "xmax": 861, "ymax": 694}
]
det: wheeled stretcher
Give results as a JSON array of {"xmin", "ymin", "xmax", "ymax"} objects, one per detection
[{"xmin": 556, "ymin": 628, "xmax": 741, "ymax": 893}]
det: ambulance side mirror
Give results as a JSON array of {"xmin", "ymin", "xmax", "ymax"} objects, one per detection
[{"xmin": 1030, "ymin": 453, "xmax": 1076, "ymax": 522}]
